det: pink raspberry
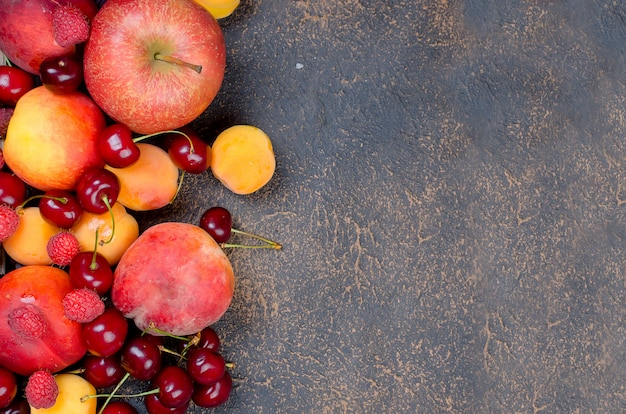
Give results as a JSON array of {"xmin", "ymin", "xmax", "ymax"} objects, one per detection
[
  {"xmin": 25, "ymin": 370, "xmax": 59, "ymax": 409},
  {"xmin": 52, "ymin": 5, "xmax": 90, "ymax": 48},
  {"xmin": 47, "ymin": 231, "xmax": 81, "ymax": 266},
  {"xmin": 0, "ymin": 205, "xmax": 19, "ymax": 242},
  {"xmin": 63, "ymin": 288, "xmax": 105, "ymax": 323}
]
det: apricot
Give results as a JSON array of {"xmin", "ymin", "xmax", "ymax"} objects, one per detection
[
  {"xmin": 105, "ymin": 143, "xmax": 179, "ymax": 211},
  {"xmin": 71, "ymin": 202, "xmax": 139, "ymax": 266},
  {"xmin": 210, "ymin": 125, "xmax": 276, "ymax": 195},
  {"xmin": 3, "ymin": 207, "xmax": 60, "ymax": 266},
  {"xmin": 0, "ymin": 266, "xmax": 87, "ymax": 376},
  {"xmin": 112, "ymin": 222, "xmax": 235, "ymax": 336},
  {"xmin": 3, "ymin": 86, "xmax": 106, "ymax": 191},
  {"xmin": 193, "ymin": 0, "xmax": 240, "ymax": 19},
  {"xmin": 30, "ymin": 374, "xmax": 96, "ymax": 414}
]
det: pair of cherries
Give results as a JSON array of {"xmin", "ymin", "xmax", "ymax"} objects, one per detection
[{"xmin": 98, "ymin": 123, "xmax": 210, "ymax": 174}]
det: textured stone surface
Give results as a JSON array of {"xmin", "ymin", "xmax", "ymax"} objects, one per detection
[{"xmin": 137, "ymin": 0, "xmax": 625, "ymax": 412}]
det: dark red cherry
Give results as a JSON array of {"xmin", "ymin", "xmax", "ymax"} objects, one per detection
[
  {"xmin": 197, "ymin": 326, "xmax": 221, "ymax": 352},
  {"xmin": 191, "ymin": 370, "xmax": 232, "ymax": 408},
  {"xmin": 100, "ymin": 401, "xmax": 138, "ymax": 414},
  {"xmin": 0, "ymin": 172, "xmax": 26, "ymax": 209},
  {"xmin": 38, "ymin": 189, "xmax": 83, "ymax": 228},
  {"xmin": 39, "ymin": 55, "xmax": 83, "ymax": 94},
  {"xmin": 121, "ymin": 335, "xmax": 162, "ymax": 381},
  {"xmin": 82, "ymin": 307, "xmax": 129, "ymax": 357},
  {"xmin": 199, "ymin": 206, "xmax": 232, "ymax": 244},
  {"xmin": 69, "ymin": 251, "xmax": 113, "ymax": 295},
  {"xmin": 82, "ymin": 354, "xmax": 126, "ymax": 388},
  {"xmin": 75, "ymin": 168, "xmax": 120, "ymax": 214},
  {"xmin": 0, "ymin": 66, "xmax": 35, "ymax": 106},
  {"xmin": 186, "ymin": 348, "xmax": 225, "ymax": 385},
  {"xmin": 0, "ymin": 367, "xmax": 17, "ymax": 408},
  {"xmin": 151, "ymin": 365, "xmax": 193, "ymax": 408},
  {"xmin": 167, "ymin": 127, "xmax": 210, "ymax": 174},
  {"xmin": 98, "ymin": 123, "xmax": 140, "ymax": 168},
  {"xmin": 144, "ymin": 393, "xmax": 188, "ymax": 414},
  {"xmin": 0, "ymin": 397, "xmax": 29, "ymax": 414}
]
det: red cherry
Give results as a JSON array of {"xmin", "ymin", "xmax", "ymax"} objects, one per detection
[
  {"xmin": 0, "ymin": 172, "xmax": 26, "ymax": 209},
  {"xmin": 151, "ymin": 365, "xmax": 193, "ymax": 408},
  {"xmin": 143, "ymin": 393, "xmax": 188, "ymax": 414},
  {"xmin": 38, "ymin": 189, "xmax": 83, "ymax": 228},
  {"xmin": 186, "ymin": 348, "xmax": 225, "ymax": 385},
  {"xmin": 82, "ymin": 307, "xmax": 129, "ymax": 357},
  {"xmin": 69, "ymin": 251, "xmax": 114, "ymax": 295},
  {"xmin": 199, "ymin": 206, "xmax": 232, "ymax": 244},
  {"xmin": 0, "ymin": 398, "xmax": 29, "ymax": 414},
  {"xmin": 39, "ymin": 55, "xmax": 84, "ymax": 94},
  {"xmin": 82, "ymin": 354, "xmax": 126, "ymax": 388},
  {"xmin": 0, "ymin": 66, "xmax": 35, "ymax": 106},
  {"xmin": 167, "ymin": 127, "xmax": 210, "ymax": 174},
  {"xmin": 98, "ymin": 124, "xmax": 141, "ymax": 168},
  {"xmin": 197, "ymin": 326, "xmax": 221, "ymax": 352},
  {"xmin": 75, "ymin": 168, "xmax": 120, "ymax": 214},
  {"xmin": 0, "ymin": 367, "xmax": 17, "ymax": 408},
  {"xmin": 121, "ymin": 335, "xmax": 162, "ymax": 380},
  {"xmin": 192, "ymin": 370, "xmax": 232, "ymax": 408},
  {"xmin": 100, "ymin": 401, "xmax": 138, "ymax": 414}
]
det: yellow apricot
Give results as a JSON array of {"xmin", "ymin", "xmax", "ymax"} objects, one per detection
[
  {"xmin": 3, "ymin": 207, "xmax": 60, "ymax": 265},
  {"xmin": 105, "ymin": 143, "xmax": 179, "ymax": 211},
  {"xmin": 210, "ymin": 125, "xmax": 276, "ymax": 195},
  {"xmin": 71, "ymin": 202, "xmax": 139, "ymax": 266},
  {"xmin": 30, "ymin": 373, "xmax": 96, "ymax": 414},
  {"xmin": 192, "ymin": 0, "xmax": 240, "ymax": 19}
]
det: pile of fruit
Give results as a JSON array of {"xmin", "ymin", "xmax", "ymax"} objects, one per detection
[{"xmin": 0, "ymin": 0, "xmax": 280, "ymax": 412}]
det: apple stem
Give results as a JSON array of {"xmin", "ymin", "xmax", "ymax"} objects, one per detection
[{"xmin": 154, "ymin": 53, "xmax": 202, "ymax": 74}]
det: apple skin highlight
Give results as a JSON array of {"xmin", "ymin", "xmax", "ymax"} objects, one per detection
[{"xmin": 83, "ymin": 0, "xmax": 227, "ymax": 134}]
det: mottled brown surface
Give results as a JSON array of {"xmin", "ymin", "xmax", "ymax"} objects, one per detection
[{"xmin": 138, "ymin": 0, "xmax": 626, "ymax": 412}]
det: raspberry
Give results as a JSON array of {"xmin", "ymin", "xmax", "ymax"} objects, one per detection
[
  {"xmin": 63, "ymin": 288, "xmax": 105, "ymax": 323},
  {"xmin": 52, "ymin": 5, "xmax": 90, "ymax": 48},
  {"xmin": 25, "ymin": 370, "xmax": 59, "ymax": 409},
  {"xmin": 47, "ymin": 231, "xmax": 81, "ymax": 266},
  {"xmin": 0, "ymin": 205, "xmax": 19, "ymax": 242},
  {"xmin": 0, "ymin": 107, "xmax": 13, "ymax": 138}
]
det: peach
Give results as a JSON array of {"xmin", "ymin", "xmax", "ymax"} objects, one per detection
[
  {"xmin": 112, "ymin": 222, "xmax": 235, "ymax": 336},
  {"xmin": 3, "ymin": 86, "xmax": 106, "ymax": 191},
  {"xmin": 210, "ymin": 125, "xmax": 276, "ymax": 194},
  {"xmin": 71, "ymin": 202, "xmax": 139, "ymax": 266},
  {"xmin": 0, "ymin": 266, "xmax": 87, "ymax": 376},
  {"xmin": 106, "ymin": 143, "xmax": 179, "ymax": 211},
  {"xmin": 3, "ymin": 206, "xmax": 60, "ymax": 266},
  {"xmin": 30, "ymin": 374, "xmax": 96, "ymax": 414}
]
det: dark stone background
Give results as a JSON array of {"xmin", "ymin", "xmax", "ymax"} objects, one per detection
[{"xmin": 138, "ymin": 0, "xmax": 625, "ymax": 412}]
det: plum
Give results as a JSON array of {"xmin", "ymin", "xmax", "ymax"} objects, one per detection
[
  {"xmin": 112, "ymin": 222, "xmax": 235, "ymax": 336},
  {"xmin": 0, "ymin": 266, "xmax": 87, "ymax": 376}
]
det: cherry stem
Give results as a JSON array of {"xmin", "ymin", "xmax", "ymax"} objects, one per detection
[
  {"xmin": 17, "ymin": 194, "xmax": 67, "ymax": 211},
  {"xmin": 98, "ymin": 196, "xmax": 115, "ymax": 246},
  {"xmin": 87, "ymin": 371, "xmax": 130, "ymax": 413},
  {"xmin": 132, "ymin": 130, "xmax": 195, "ymax": 154},
  {"xmin": 146, "ymin": 323, "xmax": 190, "ymax": 341},
  {"xmin": 90, "ymin": 229, "xmax": 100, "ymax": 271},
  {"xmin": 221, "ymin": 228, "xmax": 282, "ymax": 250},
  {"xmin": 153, "ymin": 53, "xmax": 202, "ymax": 74},
  {"xmin": 170, "ymin": 169, "xmax": 185, "ymax": 205}
]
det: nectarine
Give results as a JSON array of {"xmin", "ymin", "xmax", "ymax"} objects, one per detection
[
  {"xmin": 112, "ymin": 222, "xmax": 235, "ymax": 336},
  {"xmin": 0, "ymin": 266, "xmax": 87, "ymax": 376}
]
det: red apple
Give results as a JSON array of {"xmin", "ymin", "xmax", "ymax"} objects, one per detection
[
  {"xmin": 112, "ymin": 222, "xmax": 235, "ymax": 336},
  {"xmin": 0, "ymin": 266, "xmax": 87, "ymax": 376},
  {"xmin": 0, "ymin": 0, "xmax": 98, "ymax": 74},
  {"xmin": 83, "ymin": 0, "xmax": 226, "ymax": 134}
]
